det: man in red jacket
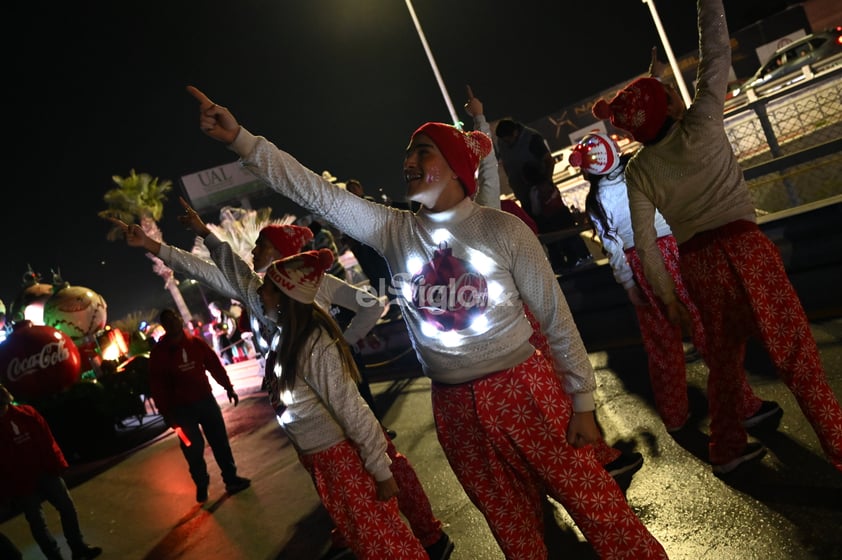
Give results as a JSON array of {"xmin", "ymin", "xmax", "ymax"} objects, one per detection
[
  {"xmin": 148, "ymin": 308, "xmax": 251, "ymax": 503},
  {"xmin": 0, "ymin": 384, "xmax": 101, "ymax": 560}
]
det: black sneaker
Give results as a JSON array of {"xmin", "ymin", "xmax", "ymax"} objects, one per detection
[
  {"xmin": 425, "ymin": 532, "xmax": 454, "ymax": 560},
  {"xmin": 385, "ymin": 427, "xmax": 397, "ymax": 440},
  {"xmin": 72, "ymin": 545, "xmax": 102, "ymax": 560},
  {"xmin": 225, "ymin": 476, "xmax": 251, "ymax": 495},
  {"xmin": 712, "ymin": 442, "xmax": 766, "ymax": 476},
  {"xmin": 743, "ymin": 400, "xmax": 783, "ymax": 430},
  {"xmin": 604, "ymin": 451, "xmax": 644, "ymax": 478},
  {"xmin": 196, "ymin": 484, "xmax": 209, "ymax": 503}
]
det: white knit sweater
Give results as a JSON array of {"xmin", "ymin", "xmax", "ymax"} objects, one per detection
[
  {"xmin": 590, "ymin": 170, "xmax": 671, "ymax": 290},
  {"xmin": 228, "ymin": 128, "xmax": 597, "ymax": 412},
  {"xmin": 276, "ymin": 328, "xmax": 392, "ymax": 481}
]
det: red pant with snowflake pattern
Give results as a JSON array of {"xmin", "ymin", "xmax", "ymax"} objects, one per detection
[
  {"xmin": 626, "ymin": 235, "xmax": 761, "ymax": 430},
  {"xmin": 432, "ymin": 352, "xmax": 668, "ymax": 560},
  {"xmin": 524, "ymin": 305, "xmax": 621, "ymax": 465},
  {"xmin": 679, "ymin": 221, "xmax": 842, "ymax": 470},
  {"xmin": 300, "ymin": 440, "xmax": 428, "ymax": 560},
  {"xmin": 330, "ymin": 432, "xmax": 444, "ymax": 549}
]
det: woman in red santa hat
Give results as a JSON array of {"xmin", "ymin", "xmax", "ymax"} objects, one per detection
[
  {"xmin": 257, "ymin": 249, "xmax": 449, "ymax": 560},
  {"xmin": 569, "ymin": 131, "xmax": 780, "ymax": 435}
]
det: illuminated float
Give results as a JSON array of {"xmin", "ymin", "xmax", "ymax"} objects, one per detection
[{"xmin": 0, "ymin": 269, "xmax": 161, "ymax": 460}]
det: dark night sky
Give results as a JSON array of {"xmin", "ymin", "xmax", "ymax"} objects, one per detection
[{"xmin": 5, "ymin": 0, "xmax": 793, "ymax": 321}]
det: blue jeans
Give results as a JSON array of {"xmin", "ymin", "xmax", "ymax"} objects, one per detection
[
  {"xmin": 169, "ymin": 395, "xmax": 239, "ymax": 489},
  {"xmin": 14, "ymin": 475, "xmax": 86, "ymax": 558}
]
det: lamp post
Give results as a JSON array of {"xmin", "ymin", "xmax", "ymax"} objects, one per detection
[
  {"xmin": 404, "ymin": 0, "xmax": 461, "ymax": 128},
  {"xmin": 642, "ymin": 0, "xmax": 693, "ymax": 108}
]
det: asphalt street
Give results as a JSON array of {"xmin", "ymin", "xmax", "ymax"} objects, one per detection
[{"xmin": 2, "ymin": 317, "xmax": 841, "ymax": 560}]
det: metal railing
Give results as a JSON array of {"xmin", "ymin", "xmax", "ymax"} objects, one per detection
[
  {"xmin": 727, "ymin": 64, "xmax": 842, "ymax": 212},
  {"xmin": 554, "ymin": 63, "xmax": 842, "ymax": 216}
]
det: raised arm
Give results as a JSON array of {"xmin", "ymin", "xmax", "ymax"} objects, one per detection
[
  {"xmin": 465, "ymin": 85, "xmax": 501, "ymax": 210},
  {"xmin": 187, "ymin": 86, "xmax": 241, "ymax": 145},
  {"xmin": 692, "ymin": 0, "xmax": 731, "ymax": 113},
  {"xmin": 104, "ymin": 217, "xmax": 162, "ymax": 254},
  {"xmin": 186, "ymin": 86, "xmax": 393, "ymax": 252},
  {"xmin": 105, "ymin": 214, "xmax": 240, "ymax": 302}
]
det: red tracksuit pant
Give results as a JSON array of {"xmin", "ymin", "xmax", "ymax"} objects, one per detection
[
  {"xmin": 432, "ymin": 352, "xmax": 668, "ymax": 560},
  {"xmin": 679, "ymin": 220, "xmax": 842, "ymax": 470}
]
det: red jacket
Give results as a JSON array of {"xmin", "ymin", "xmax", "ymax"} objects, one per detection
[
  {"xmin": 148, "ymin": 330, "xmax": 234, "ymax": 417},
  {"xmin": 0, "ymin": 404, "xmax": 68, "ymax": 498},
  {"xmin": 501, "ymin": 199, "xmax": 539, "ymax": 234}
]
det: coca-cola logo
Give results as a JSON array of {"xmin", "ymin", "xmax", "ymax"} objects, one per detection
[{"xmin": 7, "ymin": 339, "xmax": 72, "ymax": 381}]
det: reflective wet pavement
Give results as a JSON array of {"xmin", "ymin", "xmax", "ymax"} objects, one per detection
[{"xmin": 2, "ymin": 318, "xmax": 841, "ymax": 559}]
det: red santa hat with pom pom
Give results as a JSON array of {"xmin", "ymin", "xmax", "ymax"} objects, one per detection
[
  {"xmin": 265, "ymin": 249, "xmax": 334, "ymax": 304},
  {"xmin": 410, "ymin": 122, "xmax": 493, "ymax": 198},
  {"xmin": 568, "ymin": 132, "xmax": 621, "ymax": 176},
  {"xmin": 592, "ymin": 77, "xmax": 668, "ymax": 144},
  {"xmin": 259, "ymin": 224, "xmax": 314, "ymax": 259}
]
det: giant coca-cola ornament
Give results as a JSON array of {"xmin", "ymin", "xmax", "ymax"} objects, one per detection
[{"xmin": 0, "ymin": 321, "xmax": 82, "ymax": 400}]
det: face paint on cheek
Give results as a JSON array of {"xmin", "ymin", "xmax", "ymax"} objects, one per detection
[{"xmin": 425, "ymin": 163, "xmax": 443, "ymax": 184}]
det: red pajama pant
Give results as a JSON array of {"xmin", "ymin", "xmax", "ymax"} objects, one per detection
[
  {"xmin": 524, "ymin": 306, "xmax": 620, "ymax": 465},
  {"xmin": 626, "ymin": 236, "xmax": 761, "ymax": 430},
  {"xmin": 330, "ymin": 433, "xmax": 443, "ymax": 548},
  {"xmin": 300, "ymin": 440, "xmax": 428, "ymax": 560},
  {"xmin": 679, "ymin": 220, "xmax": 842, "ymax": 470},
  {"xmin": 432, "ymin": 352, "xmax": 668, "ymax": 560}
]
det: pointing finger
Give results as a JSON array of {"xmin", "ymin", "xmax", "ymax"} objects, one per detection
[
  {"xmin": 466, "ymin": 84, "xmax": 474, "ymax": 99},
  {"xmin": 186, "ymin": 85, "xmax": 214, "ymax": 109},
  {"xmin": 104, "ymin": 216, "xmax": 128, "ymax": 228}
]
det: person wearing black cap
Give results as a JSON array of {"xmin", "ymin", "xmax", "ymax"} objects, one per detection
[{"xmin": 495, "ymin": 117, "xmax": 593, "ymax": 273}]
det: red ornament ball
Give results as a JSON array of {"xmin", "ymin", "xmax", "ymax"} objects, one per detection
[{"xmin": 0, "ymin": 321, "xmax": 82, "ymax": 400}]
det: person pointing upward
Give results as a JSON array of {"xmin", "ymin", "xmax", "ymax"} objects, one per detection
[{"xmin": 184, "ymin": 85, "xmax": 667, "ymax": 558}]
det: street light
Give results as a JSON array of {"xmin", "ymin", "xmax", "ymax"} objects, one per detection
[
  {"xmin": 404, "ymin": 0, "xmax": 461, "ymax": 128},
  {"xmin": 642, "ymin": 0, "xmax": 693, "ymax": 108}
]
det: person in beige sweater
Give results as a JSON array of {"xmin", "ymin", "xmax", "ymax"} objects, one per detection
[{"xmin": 593, "ymin": 0, "xmax": 842, "ymax": 476}]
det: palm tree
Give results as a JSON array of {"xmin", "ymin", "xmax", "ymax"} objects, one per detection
[{"xmin": 98, "ymin": 169, "xmax": 192, "ymax": 325}]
